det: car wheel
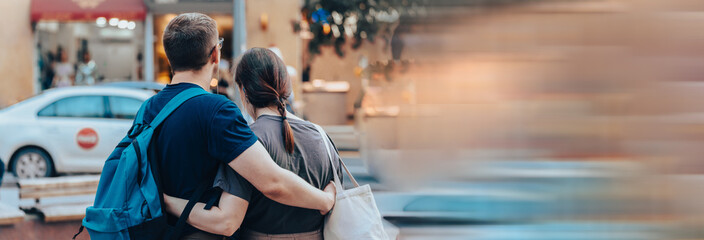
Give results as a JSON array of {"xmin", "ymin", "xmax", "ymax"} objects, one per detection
[{"xmin": 11, "ymin": 148, "xmax": 54, "ymax": 179}]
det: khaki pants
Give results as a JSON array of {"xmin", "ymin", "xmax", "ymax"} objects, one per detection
[{"xmin": 241, "ymin": 229, "xmax": 323, "ymax": 240}]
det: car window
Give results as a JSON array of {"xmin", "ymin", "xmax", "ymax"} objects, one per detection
[
  {"xmin": 38, "ymin": 96, "xmax": 106, "ymax": 118},
  {"xmin": 108, "ymin": 96, "xmax": 143, "ymax": 119},
  {"xmin": 37, "ymin": 103, "xmax": 56, "ymax": 116}
]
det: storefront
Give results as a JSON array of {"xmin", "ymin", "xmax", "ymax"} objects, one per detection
[
  {"xmin": 151, "ymin": 13, "xmax": 234, "ymax": 84},
  {"xmin": 143, "ymin": 0, "xmax": 235, "ymax": 84},
  {"xmin": 31, "ymin": 0, "xmax": 147, "ymax": 88}
]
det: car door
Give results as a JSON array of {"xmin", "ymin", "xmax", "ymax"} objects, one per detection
[
  {"xmin": 104, "ymin": 95, "xmax": 144, "ymax": 150},
  {"xmin": 36, "ymin": 95, "xmax": 117, "ymax": 173}
]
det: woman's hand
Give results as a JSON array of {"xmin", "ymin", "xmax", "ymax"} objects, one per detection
[
  {"xmin": 162, "ymin": 194, "xmax": 176, "ymax": 216},
  {"xmin": 162, "ymin": 193, "xmax": 184, "ymax": 217},
  {"xmin": 319, "ymin": 181, "xmax": 336, "ymax": 215},
  {"xmin": 161, "ymin": 193, "xmax": 249, "ymax": 236}
]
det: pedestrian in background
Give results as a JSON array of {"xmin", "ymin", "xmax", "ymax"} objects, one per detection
[
  {"xmin": 41, "ymin": 50, "xmax": 55, "ymax": 90},
  {"xmin": 53, "ymin": 50, "xmax": 73, "ymax": 88},
  {"xmin": 75, "ymin": 51, "xmax": 96, "ymax": 86}
]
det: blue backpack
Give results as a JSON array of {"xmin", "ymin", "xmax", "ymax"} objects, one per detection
[{"xmin": 74, "ymin": 88, "xmax": 211, "ymax": 240}]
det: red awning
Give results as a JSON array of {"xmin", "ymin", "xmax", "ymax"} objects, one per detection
[{"xmin": 31, "ymin": 0, "xmax": 147, "ymax": 22}]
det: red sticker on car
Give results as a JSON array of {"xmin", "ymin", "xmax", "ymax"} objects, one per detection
[{"xmin": 77, "ymin": 128, "xmax": 99, "ymax": 150}]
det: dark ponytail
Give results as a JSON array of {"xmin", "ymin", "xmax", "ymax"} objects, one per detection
[
  {"xmin": 234, "ymin": 48, "xmax": 296, "ymax": 154},
  {"xmin": 276, "ymin": 98, "xmax": 295, "ymax": 154}
]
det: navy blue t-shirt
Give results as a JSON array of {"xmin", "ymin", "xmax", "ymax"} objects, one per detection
[{"xmin": 142, "ymin": 83, "xmax": 257, "ymax": 236}]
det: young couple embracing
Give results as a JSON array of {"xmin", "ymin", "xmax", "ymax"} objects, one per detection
[
  {"xmin": 153, "ymin": 13, "xmax": 341, "ymax": 240},
  {"xmin": 85, "ymin": 13, "xmax": 340, "ymax": 240}
]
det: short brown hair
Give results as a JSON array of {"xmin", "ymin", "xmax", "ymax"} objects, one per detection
[{"xmin": 162, "ymin": 13, "xmax": 218, "ymax": 72}]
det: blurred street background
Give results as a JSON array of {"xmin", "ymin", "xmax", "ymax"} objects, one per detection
[{"xmin": 4, "ymin": 0, "xmax": 704, "ymax": 239}]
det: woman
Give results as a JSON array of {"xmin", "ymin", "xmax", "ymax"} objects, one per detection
[
  {"xmin": 53, "ymin": 50, "xmax": 74, "ymax": 88},
  {"xmin": 163, "ymin": 48, "xmax": 342, "ymax": 240}
]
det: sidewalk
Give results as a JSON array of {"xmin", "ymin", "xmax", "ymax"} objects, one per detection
[{"xmin": 0, "ymin": 218, "xmax": 87, "ymax": 240}]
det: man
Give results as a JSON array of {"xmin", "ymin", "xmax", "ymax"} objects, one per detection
[{"xmin": 143, "ymin": 13, "xmax": 334, "ymax": 239}]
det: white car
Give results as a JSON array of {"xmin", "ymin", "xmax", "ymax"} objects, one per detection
[{"xmin": 0, "ymin": 86, "xmax": 154, "ymax": 178}]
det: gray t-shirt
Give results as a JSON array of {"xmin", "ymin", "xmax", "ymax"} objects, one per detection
[{"xmin": 213, "ymin": 115, "xmax": 343, "ymax": 234}]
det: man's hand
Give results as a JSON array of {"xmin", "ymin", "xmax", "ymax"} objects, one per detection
[{"xmin": 320, "ymin": 181, "xmax": 337, "ymax": 215}]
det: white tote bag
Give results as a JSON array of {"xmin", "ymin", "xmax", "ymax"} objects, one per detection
[{"xmin": 314, "ymin": 124, "xmax": 388, "ymax": 240}]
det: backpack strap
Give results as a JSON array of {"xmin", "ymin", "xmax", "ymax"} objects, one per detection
[
  {"xmin": 150, "ymin": 87, "xmax": 209, "ymax": 129},
  {"xmin": 127, "ymin": 99, "xmax": 152, "ymax": 138},
  {"xmin": 164, "ymin": 180, "xmax": 212, "ymax": 240},
  {"xmin": 134, "ymin": 98, "xmax": 150, "ymax": 125},
  {"xmin": 141, "ymin": 86, "xmax": 209, "ymax": 195},
  {"xmin": 137, "ymin": 87, "xmax": 209, "ymax": 217},
  {"xmin": 131, "ymin": 87, "xmax": 208, "ymax": 136},
  {"xmin": 147, "ymin": 87, "xmax": 210, "ymax": 239}
]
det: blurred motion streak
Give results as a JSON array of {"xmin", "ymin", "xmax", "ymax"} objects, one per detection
[{"xmin": 359, "ymin": 0, "xmax": 704, "ymax": 238}]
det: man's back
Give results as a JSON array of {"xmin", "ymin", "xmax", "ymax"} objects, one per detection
[{"xmin": 143, "ymin": 83, "xmax": 257, "ymax": 235}]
